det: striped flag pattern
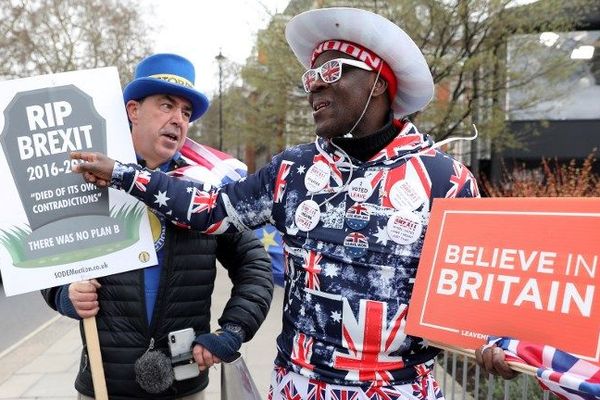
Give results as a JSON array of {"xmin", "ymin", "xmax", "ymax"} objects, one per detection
[{"xmin": 490, "ymin": 337, "xmax": 600, "ymax": 400}]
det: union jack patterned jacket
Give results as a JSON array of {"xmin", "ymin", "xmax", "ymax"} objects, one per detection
[{"xmin": 113, "ymin": 121, "xmax": 480, "ymax": 387}]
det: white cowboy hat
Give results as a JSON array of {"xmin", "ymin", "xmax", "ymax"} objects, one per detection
[{"xmin": 285, "ymin": 7, "xmax": 434, "ymax": 117}]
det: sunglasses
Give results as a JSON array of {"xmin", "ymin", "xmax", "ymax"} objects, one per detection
[{"xmin": 301, "ymin": 58, "xmax": 373, "ymax": 92}]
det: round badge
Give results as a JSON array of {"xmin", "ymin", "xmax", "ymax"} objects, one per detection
[
  {"xmin": 343, "ymin": 232, "xmax": 369, "ymax": 258},
  {"xmin": 386, "ymin": 211, "xmax": 423, "ymax": 245},
  {"xmin": 138, "ymin": 251, "xmax": 151, "ymax": 263},
  {"xmin": 305, "ymin": 161, "xmax": 331, "ymax": 192},
  {"xmin": 345, "ymin": 202, "xmax": 371, "ymax": 230},
  {"xmin": 389, "ymin": 181, "xmax": 426, "ymax": 211},
  {"xmin": 294, "ymin": 200, "xmax": 321, "ymax": 232},
  {"xmin": 347, "ymin": 177, "xmax": 374, "ymax": 202}
]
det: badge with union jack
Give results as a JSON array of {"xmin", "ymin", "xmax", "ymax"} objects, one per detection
[
  {"xmin": 345, "ymin": 203, "xmax": 370, "ymax": 230},
  {"xmin": 343, "ymin": 232, "xmax": 369, "ymax": 258}
]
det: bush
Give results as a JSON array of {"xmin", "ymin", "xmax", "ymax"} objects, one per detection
[{"xmin": 481, "ymin": 152, "xmax": 600, "ymax": 197}]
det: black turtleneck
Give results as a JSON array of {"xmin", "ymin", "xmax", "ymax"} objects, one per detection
[{"xmin": 331, "ymin": 113, "xmax": 400, "ymax": 162}]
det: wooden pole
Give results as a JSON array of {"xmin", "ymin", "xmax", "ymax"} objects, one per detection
[
  {"xmin": 430, "ymin": 341, "xmax": 537, "ymax": 376},
  {"xmin": 83, "ymin": 316, "xmax": 109, "ymax": 400}
]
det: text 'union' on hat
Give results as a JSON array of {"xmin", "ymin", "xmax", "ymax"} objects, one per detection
[
  {"xmin": 123, "ymin": 53, "xmax": 209, "ymax": 122},
  {"xmin": 285, "ymin": 7, "xmax": 434, "ymax": 117}
]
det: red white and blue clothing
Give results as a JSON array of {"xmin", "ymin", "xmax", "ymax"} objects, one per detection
[
  {"xmin": 110, "ymin": 120, "xmax": 479, "ymax": 397},
  {"xmin": 268, "ymin": 366, "xmax": 442, "ymax": 400}
]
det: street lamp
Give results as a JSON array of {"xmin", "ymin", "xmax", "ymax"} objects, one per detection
[{"xmin": 215, "ymin": 50, "xmax": 226, "ymax": 151}]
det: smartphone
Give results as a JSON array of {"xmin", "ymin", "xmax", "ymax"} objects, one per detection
[{"xmin": 168, "ymin": 328, "xmax": 200, "ymax": 381}]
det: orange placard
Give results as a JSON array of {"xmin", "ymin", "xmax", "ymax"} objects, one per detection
[{"xmin": 406, "ymin": 197, "xmax": 600, "ymax": 364}]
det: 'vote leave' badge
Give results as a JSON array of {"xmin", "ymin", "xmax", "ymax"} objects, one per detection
[{"xmin": 347, "ymin": 177, "xmax": 374, "ymax": 202}]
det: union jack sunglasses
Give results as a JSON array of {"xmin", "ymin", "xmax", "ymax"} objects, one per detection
[{"xmin": 301, "ymin": 58, "xmax": 373, "ymax": 92}]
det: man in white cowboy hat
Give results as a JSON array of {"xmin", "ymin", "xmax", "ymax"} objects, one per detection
[
  {"xmin": 42, "ymin": 53, "xmax": 273, "ymax": 399},
  {"xmin": 70, "ymin": 8, "xmax": 480, "ymax": 399}
]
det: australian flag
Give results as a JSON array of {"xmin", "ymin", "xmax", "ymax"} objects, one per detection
[{"xmin": 491, "ymin": 337, "xmax": 600, "ymax": 400}]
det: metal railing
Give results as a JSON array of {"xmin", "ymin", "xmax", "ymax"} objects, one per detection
[{"xmin": 435, "ymin": 351, "xmax": 555, "ymax": 400}]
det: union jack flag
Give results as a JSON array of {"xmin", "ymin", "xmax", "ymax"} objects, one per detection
[
  {"xmin": 273, "ymin": 160, "xmax": 294, "ymax": 203},
  {"xmin": 291, "ymin": 332, "xmax": 315, "ymax": 374},
  {"xmin": 306, "ymin": 378, "xmax": 327, "ymax": 400},
  {"xmin": 370, "ymin": 130, "xmax": 423, "ymax": 162},
  {"xmin": 179, "ymin": 137, "xmax": 247, "ymax": 184},
  {"xmin": 330, "ymin": 387, "xmax": 361, "ymax": 400},
  {"xmin": 333, "ymin": 300, "xmax": 408, "ymax": 384},
  {"xmin": 282, "ymin": 379, "xmax": 302, "ymax": 400},
  {"xmin": 274, "ymin": 365, "xmax": 288, "ymax": 386},
  {"xmin": 445, "ymin": 160, "xmax": 474, "ymax": 198},
  {"xmin": 321, "ymin": 59, "xmax": 342, "ymax": 81},
  {"xmin": 411, "ymin": 363, "xmax": 442, "ymax": 398},
  {"xmin": 348, "ymin": 202, "xmax": 369, "ymax": 218},
  {"xmin": 491, "ymin": 337, "xmax": 600, "ymax": 400},
  {"xmin": 411, "ymin": 375, "xmax": 429, "ymax": 399},
  {"xmin": 187, "ymin": 187, "xmax": 218, "ymax": 219},
  {"xmin": 365, "ymin": 383, "xmax": 402, "ymax": 400},
  {"xmin": 133, "ymin": 170, "xmax": 151, "ymax": 192},
  {"xmin": 303, "ymin": 250, "xmax": 322, "ymax": 291}
]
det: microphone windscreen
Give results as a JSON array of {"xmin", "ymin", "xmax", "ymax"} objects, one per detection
[{"xmin": 134, "ymin": 350, "xmax": 174, "ymax": 394}]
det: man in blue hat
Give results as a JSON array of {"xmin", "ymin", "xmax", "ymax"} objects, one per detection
[
  {"xmin": 42, "ymin": 53, "xmax": 273, "ymax": 399},
  {"xmin": 70, "ymin": 8, "xmax": 481, "ymax": 399}
]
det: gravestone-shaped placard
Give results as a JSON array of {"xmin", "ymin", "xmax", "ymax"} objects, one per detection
[
  {"xmin": 0, "ymin": 68, "xmax": 157, "ymax": 296},
  {"xmin": 0, "ymin": 85, "xmax": 127, "ymax": 262}
]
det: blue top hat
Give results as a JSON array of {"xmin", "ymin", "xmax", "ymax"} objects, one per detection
[{"xmin": 123, "ymin": 53, "xmax": 210, "ymax": 122}]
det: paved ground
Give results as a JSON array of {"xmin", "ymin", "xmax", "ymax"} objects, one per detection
[{"xmin": 0, "ymin": 267, "xmax": 283, "ymax": 400}]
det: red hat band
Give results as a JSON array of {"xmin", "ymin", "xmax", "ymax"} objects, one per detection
[{"xmin": 311, "ymin": 40, "xmax": 398, "ymax": 102}]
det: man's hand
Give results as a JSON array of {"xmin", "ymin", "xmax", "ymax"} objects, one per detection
[
  {"xmin": 192, "ymin": 344, "xmax": 221, "ymax": 371},
  {"xmin": 475, "ymin": 344, "xmax": 519, "ymax": 380},
  {"xmin": 71, "ymin": 151, "xmax": 116, "ymax": 188},
  {"xmin": 192, "ymin": 329, "xmax": 242, "ymax": 371},
  {"xmin": 68, "ymin": 279, "xmax": 101, "ymax": 319}
]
